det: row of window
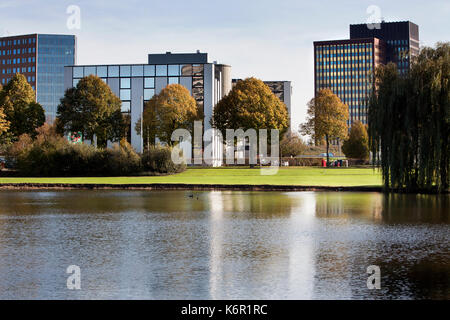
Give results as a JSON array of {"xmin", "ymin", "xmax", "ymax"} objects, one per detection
[
  {"xmin": 317, "ymin": 60, "xmax": 372, "ymax": 66},
  {"xmin": 38, "ymin": 47, "xmax": 74, "ymax": 55},
  {"xmin": 37, "ymin": 65, "xmax": 65, "ymax": 74},
  {"xmin": 0, "ymin": 38, "xmax": 35, "ymax": 47},
  {"xmin": 317, "ymin": 83, "xmax": 372, "ymax": 89},
  {"xmin": 38, "ymin": 56, "xmax": 73, "ymax": 64},
  {"xmin": 72, "ymin": 76, "xmax": 197, "ymax": 88},
  {"xmin": 317, "ymin": 87, "xmax": 372, "ymax": 93},
  {"xmin": 0, "ymin": 47, "xmax": 36, "ymax": 56},
  {"xmin": 1, "ymin": 66, "xmax": 35, "ymax": 74},
  {"xmin": 1, "ymin": 77, "xmax": 35, "ymax": 88},
  {"xmin": 316, "ymin": 88, "xmax": 372, "ymax": 94},
  {"xmin": 316, "ymin": 43, "xmax": 373, "ymax": 50},
  {"xmin": 317, "ymin": 73, "xmax": 373, "ymax": 79},
  {"xmin": 317, "ymin": 80, "xmax": 372, "ymax": 86},
  {"xmin": 72, "ymin": 64, "xmax": 205, "ymax": 78},
  {"xmin": 2, "ymin": 57, "xmax": 36, "ymax": 64},
  {"xmin": 38, "ymin": 37, "xmax": 74, "ymax": 46},
  {"xmin": 317, "ymin": 52, "xmax": 372, "ymax": 59},
  {"xmin": 317, "ymin": 68, "xmax": 373, "ymax": 73},
  {"xmin": 387, "ymin": 39, "xmax": 408, "ymax": 45}
]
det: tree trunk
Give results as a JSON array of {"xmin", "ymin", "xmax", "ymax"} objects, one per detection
[{"xmin": 326, "ymin": 134, "xmax": 330, "ymax": 166}]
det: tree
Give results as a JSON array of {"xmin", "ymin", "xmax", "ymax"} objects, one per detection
[
  {"xmin": 0, "ymin": 107, "xmax": 9, "ymax": 136},
  {"xmin": 8, "ymin": 101, "xmax": 45, "ymax": 138},
  {"xmin": 0, "ymin": 73, "xmax": 44, "ymax": 139},
  {"xmin": 342, "ymin": 121, "xmax": 369, "ymax": 159},
  {"xmin": 0, "ymin": 83, "xmax": 8, "ymax": 135},
  {"xmin": 137, "ymin": 84, "xmax": 200, "ymax": 147},
  {"xmin": 0, "ymin": 73, "xmax": 35, "ymax": 115},
  {"xmin": 57, "ymin": 75, "xmax": 124, "ymax": 148},
  {"xmin": 280, "ymin": 130, "xmax": 306, "ymax": 157},
  {"xmin": 369, "ymin": 42, "xmax": 449, "ymax": 192},
  {"xmin": 212, "ymin": 78, "xmax": 289, "ymax": 139},
  {"xmin": 300, "ymin": 88, "xmax": 349, "ymax": 164}
]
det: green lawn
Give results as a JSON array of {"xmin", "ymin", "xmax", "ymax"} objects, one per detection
[{"xmin": 0, "ymin": 167, "xmax": 382, "ymax": 187}]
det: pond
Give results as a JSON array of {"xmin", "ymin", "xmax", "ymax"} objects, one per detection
[{"xmin": 0, "ymin": 190, "xmax": 448, "ymax": 299}]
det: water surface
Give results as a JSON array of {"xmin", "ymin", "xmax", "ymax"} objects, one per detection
[{"xmin": 0, "ymin": 190, "xmax": 448, "ymax": 299}]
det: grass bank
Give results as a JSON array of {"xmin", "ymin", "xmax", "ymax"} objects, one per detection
[{"xmin": 0, "ymin": 167, "xmax": 382, "ymax": 187}]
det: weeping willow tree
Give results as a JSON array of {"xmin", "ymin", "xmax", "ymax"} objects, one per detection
[{"xmin": 369, "ymin": 42, "xmax": 449, "ymax": 193}]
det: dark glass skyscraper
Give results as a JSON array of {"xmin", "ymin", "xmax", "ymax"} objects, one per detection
[
  {"xmin": 0, "ymin": 34, "xmax": 76, "ymax": 121},
  {"xmin": 350, "ymin": 21, "xmax": 419, "ymax": 74}
]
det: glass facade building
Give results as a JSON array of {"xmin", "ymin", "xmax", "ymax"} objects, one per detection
[
  {"xmin": 314, "ymin": 38, "xmax": 385, "ymax": 125},
  {"xmin": 65, "ymin": 52, "xmax": 231, "ymax": 165},
  {"xmin": 350, "ymin": 21, "xmax": 419, "ymax": 74},
  {"xmin": 0, "ymin": 34, "xmax": 76, "ymax": 122},
  {"xmin": 314, "ymin": 21, "xmax": 419, "ymax": 129},
  {"xmin": 36, "ymin": 34, "xmax": 76, "ymax": 121}
]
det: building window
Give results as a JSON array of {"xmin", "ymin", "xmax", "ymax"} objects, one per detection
[
  {"xmin": 84, "ymin": 66, "xmax": 96, "ymax": 76},
  {"xmin": 108, "ymin": 66, "xmax": 119, "ymax": 77},
  {"xmin": 121, "ymin": 101, "xmax": 131, "ymax": 113},
  {"xmin": 144, "ymin": 78, "xmax": 154, "ymax": 88},
  {"xmin": 120, "ymin": 89, "xmax": 131, "ymax": 101},
  {"xmin": 144, "ymin": 65, "xmax": 155, "ymax": 76},
  {"xmin": 180, "ymin": 64, "xmax": 192, "ymax": 76},
  {"xmin": 144, "ymin": 89, "xmax": 155, "ymax": 100},
  {"xmin": 120, "ymin": 65, "xmax": 131, "ymax": 77},
  {"xmin": 132, "ymin": 65, "xmax": 143, "ymax": 77},
  {"xmin": 168, "ymin": 77, "xmax": 179, "ymax": 85},
  {"xmin": 156, "ymin": 65, "xmax": 167, "ymax": 76},
  {"xmin": 97, "ymin": 66, "xmax": 107, "ymax": 78},
  {"xmin": 120, "ymin": 78, "xmax": 131, "ymax": 89},
  {"xmin": 168, "ymin": 65, "xmax": 179, "ymax": 76},
  {"xmin": 192, "ymin": 64, "xmax": 204, "ymax": 75}
]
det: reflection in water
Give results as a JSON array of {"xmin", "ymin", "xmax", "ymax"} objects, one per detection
[{"xmin": 0, "ymin": 190, "xmax": 448, "ymax": 299}]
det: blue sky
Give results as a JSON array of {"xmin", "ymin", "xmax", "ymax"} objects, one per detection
[{"xmin": 1, "ymin": 0, "xmax": 449, "ymax": 130}]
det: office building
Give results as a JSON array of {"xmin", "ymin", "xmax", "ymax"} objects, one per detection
[
  {"xmin": 64, "ymin": 51, "xmax": 231, "ymax": 165},
  {"xmin": 314, "ymin": 21, "xmax": 419, "ymax": 127},
  {"xmin": 314, "ymin": 38, "xmax": 386, "ymax": 125},
  {"xmin": 0, "ymin": 34, "xmax": 76, "ymax": 121},
  {"xmin": 350, "ymin": 21, "xmax": 419, "ymax": 74}
]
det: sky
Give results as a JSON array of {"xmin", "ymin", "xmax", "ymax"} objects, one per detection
[{"xmin": 1, "ymin": 0, "xmax": 449, "ymax": 131}]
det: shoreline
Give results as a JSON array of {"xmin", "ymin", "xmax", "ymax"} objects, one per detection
[{"xmin": 0, "ymin": 182, "xmax": 384, "ymax": 192}]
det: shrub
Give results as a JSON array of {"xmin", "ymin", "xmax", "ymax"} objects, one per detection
[
  {"xmin": 8, "ymin": 124, "xmax": 185, "ymax": 176},
  {"xmin": 142, "ymin": 145, "xmax": 186, "ymax": 174},
  {"xmin": 105, "ymin": 139, "xmax": 142, "ymax": 176}
]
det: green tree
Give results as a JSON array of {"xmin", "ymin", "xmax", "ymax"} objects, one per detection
[
  {"xmin": 280, "ymin": 130, "xmax": 306, "ymax": 157},
  {"xmin": 0, "ymin": 107, "xmax": 9, "ymax": 136},
  {"xmin": 300, "ymin": 88, "xmax": 349, "ymax": 164},
  {"xmin": 57, "ymin": 75, "xmax": 124, "ymax": 148},
  {"xmin": 212, "ymin": 78, "xmax": 289, "ymax": 139},
  {"xmin": 8, "ymin": 101, "xmax": 45, "ymax": 138},
  {"xmin": 342, "ymin": 121, "xmax": 369, "ymax": 159},
  {"xmin": 0, "ymin": 73, "xmax": 35, "ymax": 115},
  {"xmin": 369, "ymin": 42, "xmax": 450, "ymax": 192},
  {"xmin": 137, "ymin": 84, "xmax": 201, "ymax": 147},
  {"xmin": 0, "ymin": 83, "xmax": 8, "ymax": 135},
  {"xmin": 0, "ymin": 73, "xmax": 44, "ymax": 139}
]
